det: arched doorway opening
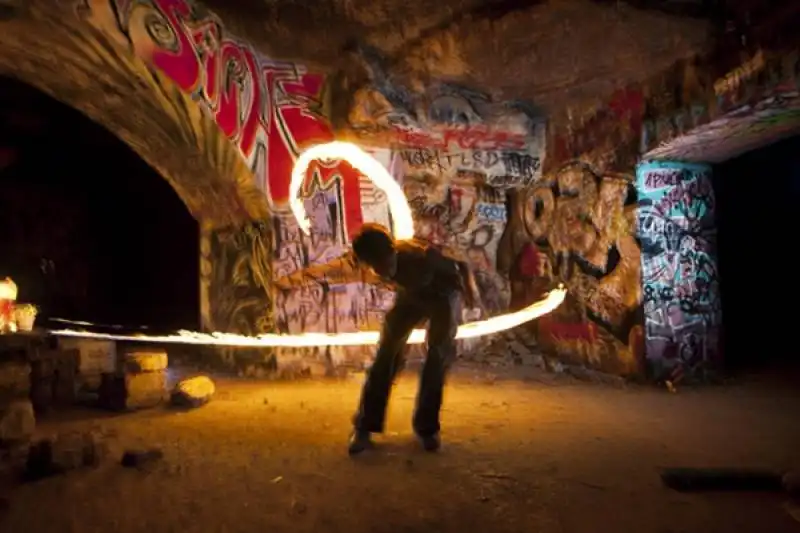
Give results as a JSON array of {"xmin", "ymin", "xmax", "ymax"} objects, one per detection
[{"xmin": 0, "ymin": 75, "xmax": 199, "ymax": 331}]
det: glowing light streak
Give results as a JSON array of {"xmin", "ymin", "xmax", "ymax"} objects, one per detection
[
  {"xmin": 48, "ymin": 141, "xmax": 568, "ymax": 348},
  {"xmin": 289, "ymin": 141, "xmax": 415, "ymax": 240},
  {"xmin": 49, "ymin": 286, "xmax": 566, "ymax": 347}
]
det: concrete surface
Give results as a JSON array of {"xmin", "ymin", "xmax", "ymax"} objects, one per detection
[{"xmin": 1, "ymin": 365, "xmax": 799, "ymax": 533}]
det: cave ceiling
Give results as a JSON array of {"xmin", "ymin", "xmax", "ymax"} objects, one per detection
[{"xmin": 201, "ymin": 0, "xmax": 719, "ymax": 117}]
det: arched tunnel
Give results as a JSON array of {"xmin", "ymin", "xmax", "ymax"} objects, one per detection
[
  {"xmin": 0, "ymin": 1, "xmax": 797, "ymax": 532},
  {"xmin": 0, "ymin": 75, "xmax": 201, "ymax": 331}
]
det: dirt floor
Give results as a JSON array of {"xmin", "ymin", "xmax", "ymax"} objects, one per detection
[{"xmin": 1, "ymin": 364, "xmax": 799, "ymax": 533}]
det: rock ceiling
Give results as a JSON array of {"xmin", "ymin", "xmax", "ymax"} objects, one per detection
[{"xmin": 202, "ymin": 0, "xmax": 715, "ymax": 116}]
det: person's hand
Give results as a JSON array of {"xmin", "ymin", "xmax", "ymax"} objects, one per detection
[{"xmin": 463, "ymin": 291, "xmax": 486, "ymax": 320}]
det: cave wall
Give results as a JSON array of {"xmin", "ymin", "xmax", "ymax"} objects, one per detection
[
  {"xmin": 272, "ymin": 86, "xmax": 547, "ymax": 370},
  {"xmin": 97, "ymin": 0, "xmax": 546, "ymax": 372},
  {"xmin": 7, "ymin": 0, "xmax": 791, "ymax": 377},
  {"xmin": 498, "ymin": 86, "xmax": 647, "ymax": 377}
]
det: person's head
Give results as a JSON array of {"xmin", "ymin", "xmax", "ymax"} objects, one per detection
[{"xmin": 352, "ymin": 223, "xmax": 397, "ymax": 277}]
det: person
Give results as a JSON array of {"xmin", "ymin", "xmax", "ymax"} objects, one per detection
[{"xmin": 274, "ymin": 223, "xmax": 482, "ymax": 454}]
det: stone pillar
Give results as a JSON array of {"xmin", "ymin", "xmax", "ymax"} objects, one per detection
[
  {"xmin": 199, "ymin": 220, "xmax": 276, "ymax": 373},
  {"xmin": 636, "ymin": 160, "xmax": 722, "ymax": 382}
]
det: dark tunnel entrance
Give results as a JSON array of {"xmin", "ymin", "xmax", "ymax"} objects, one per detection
[
  {"xmin": 0, "ymin": 75, "xmax": 200, "ymax": 332},
  {"xmin": 714, "ymin": 133, "xmax": 800, "ymax": 374}
]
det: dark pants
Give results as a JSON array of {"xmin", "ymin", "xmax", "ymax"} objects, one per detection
[{"xmin": 353, "ymin": 292, "xmax": 460, "ymax": 437}]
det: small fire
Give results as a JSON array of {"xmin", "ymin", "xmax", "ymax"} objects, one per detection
[{"xmin": 50, "ymin": 286, "xmax": 567, "ymax": 347}]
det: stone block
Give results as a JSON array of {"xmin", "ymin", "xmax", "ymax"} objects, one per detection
[
  {"xmin": 171, "ymin": 376, "xmax": 215, "ymax": 408},
  {"xmin": 123, "ymin": 350, "xmax": 168, "ymax": 373},
  {"xmin": 52, "ymin": 374, "xmax": 77, "ymax": 406},
  {"xmin": 78, "ymin": 373, "xmax": 104, "ymax": 391},
  {"xmin": 57, "ymin": 338, "xmax": 117, "ymax": 375},
  {"xmin": 29, "ymin": 378, "xmax": 53, "ymax": 415},
  {"xmin": 0, "ymin": 400, "xmax": 35, "ymax": 445},
  {"xmin": 29, "ymin": 349, "xmax": 79, "ymax": 382},
  {"xmin": 0, "ymin": 362, "xmax": 30, "ymax": 400},
  {"xmin": 99, "ymin": 371, "xmax": 167, "ymax": 411}
]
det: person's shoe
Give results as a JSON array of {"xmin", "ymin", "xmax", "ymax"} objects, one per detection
[
  {"xmin": 348, "ymin": 431, "xmax": 373, "ymax": 455},
  {"xmin": 418, "ymin": 433, "xmax": 441, "ymax": 452}
]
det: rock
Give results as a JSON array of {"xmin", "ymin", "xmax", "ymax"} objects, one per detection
[
  {"xmin": 121, "ymin": 448, "xmax": 163, "ymax": 468},
  {"xmin": 24, "ymin": 431, "xmax": 106, "ymax": 480},
  {"xmin": 124, "ymin": 351, "xmax": 168, "ymax": 373},
  {"xmin": 171, "ymin": 376, "xmax": 215, "ymax": 408},
  {"xmin": 0, "ymin": 400, "xmax": 35, "ymax": 445},
  {"xmin": 544, "ymin": 358, "xmax": 564, "ymax": 373}
]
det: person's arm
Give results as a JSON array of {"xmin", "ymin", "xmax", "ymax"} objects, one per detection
[
  {"xmin": 274, "ymin": 251, "xmax": 387, "ymax": 290},
  {"xmin": 456, "ymin": 260, "xmax": 482, "ymax": 312}
]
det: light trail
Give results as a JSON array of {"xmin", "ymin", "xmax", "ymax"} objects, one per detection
[
  {"xmin": 49, "ymin": 285, "xmax": 566, "ymax": 347},
  {"xmin": 49, "ymin": 142, "xmax": 567, "ymax": 347},
  {"xmin": 289, "ymin": 141, "xmax": 415, "ymax": 240}
]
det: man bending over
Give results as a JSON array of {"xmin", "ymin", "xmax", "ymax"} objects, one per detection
[{"xmin": 274, "ymin": 223, "xmax": 481, "ymax": 455}]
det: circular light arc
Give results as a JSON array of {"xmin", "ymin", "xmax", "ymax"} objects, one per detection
[{"xmin": 289, "ymin": 141, "xmax": 415, "ymax": 241}]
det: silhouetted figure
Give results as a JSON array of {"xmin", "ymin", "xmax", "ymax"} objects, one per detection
[{"xmin": 275, "ymin": 223, "xmax": 481, "ymax": 454}]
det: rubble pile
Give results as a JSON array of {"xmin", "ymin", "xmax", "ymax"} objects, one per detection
[{"xmin": 460, "ymin": 329, "xmax": 545, "ymax": 369}]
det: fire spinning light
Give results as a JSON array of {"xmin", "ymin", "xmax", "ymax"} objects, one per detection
[
  {"xmin": 290, "ymin": 141, "xmax": 416, "ymax": 240},
  {"xmin": 49, "ymin": 141, "xmax": 567, "ymax": 347},
  {"xmin": 50, "ymin": 286, "xmax": 566, "ymax": 346}
]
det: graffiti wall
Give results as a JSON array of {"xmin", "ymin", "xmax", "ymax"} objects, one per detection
[
  {"xmin": 503, "ymin": 162, "xmax": 643, "ymax": 375},
  {"xmin": 78, "ymin": 0, "xmax": 549, "ymax": 370},
  {"xmin": 637, "ymin": 161, "xmax": 722, "ymax": 382},
  {"xmin": 349, "ymin": 83, "xmax": 548, "ymax": 318},
  {"xmin": 271, "ymin": 92, "xmax": 547, "ymax": 367},
  {"xmin": 494, "ymin": 82, "xmax": 647, "ymax": 377},
  {"xmin": 644, "ymin": 92, "xmax": 800, "ymax": 163},
  {"xmin": 84, "ymin": 0, "xmax": 348, "ymax": 344},
  {"xmin": 641, "ymin": 48, "xmax": 800, "ymax": 157}
]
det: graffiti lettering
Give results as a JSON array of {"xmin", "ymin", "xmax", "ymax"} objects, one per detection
[
  {"xmin": 500, "ymin": 152, "xmax": 540, "ymax": 181},
  {"xmin": 398, "ymin": 147, "xmax": 540, "ymax": 186},
  {"xmin": 475, "ymin": 203, "xmax": 506, "ymax": 222},
  {"xmin": 714, "ymin": 50, "xmax": 766, "ymax": 96},
  {"xmin": 396, "ymin": 127, "xmax": 527, "ymax": 151},
  {"xmin": 519, "ymin": 162, "xmax": 640, "ymax": 348},
  {"xmin": 120, "ymin": 0, "xmax": 365, "ymax": 229},
  {"xmin": 643, "ymin": 169, "xmax": 681, "ymax": 190}
]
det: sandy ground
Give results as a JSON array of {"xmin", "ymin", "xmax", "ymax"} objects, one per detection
[{"xmin": 1, "ymin": 364, "xmax": 799, "ymax": 533}]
